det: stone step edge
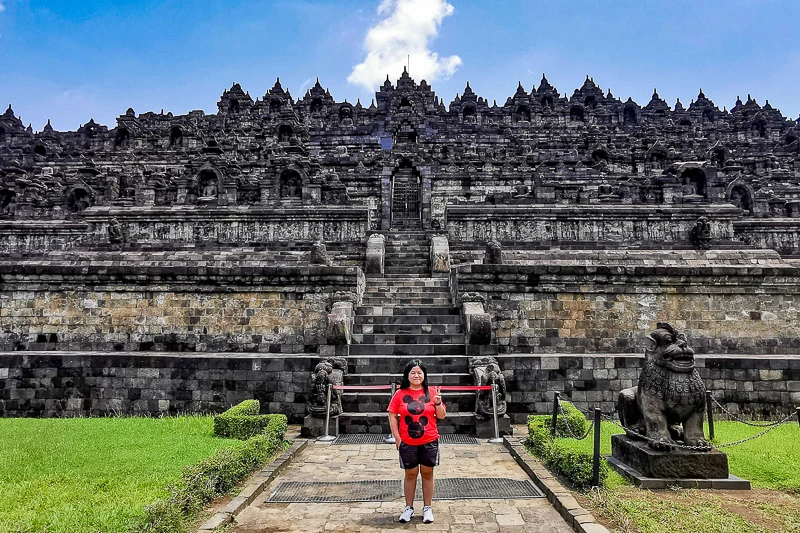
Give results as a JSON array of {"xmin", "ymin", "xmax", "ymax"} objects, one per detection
[
  {"xmin": 198, "ymin": 438, "xmax": 309, "ymax": 531},
  {"xmin": 503, "ymin": 437, "xmax": 610, "ymax": 533}
]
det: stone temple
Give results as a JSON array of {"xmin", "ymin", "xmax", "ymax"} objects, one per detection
[{"xmin": 1, "ymin": 70, "xmax": 799, "ymax": 434}]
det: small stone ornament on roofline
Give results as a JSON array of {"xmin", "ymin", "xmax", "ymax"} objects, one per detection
[{"xmin": 617, "ymin": 322, "xmax": 711, "ymax": 451}]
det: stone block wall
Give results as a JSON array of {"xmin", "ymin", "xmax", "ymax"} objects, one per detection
[
  {"xmin": 454, "ymin": 259, "xmax": 800, "ymax": 355},
  {"xmin": 2, "ymin": 352, "xmax": 796, "ymax": 422},
  {"xmin": 497, "ymin": 354, "xmax": 800, "ymax": 423},
  {"xmin": 734, "ymin": 218, "xmax": 800, "ymax": 256},
  {"xmin": 0, "ymin": 352, "xmax": 318, "ymax": 420},
  {"xmin": 446, "ymin": 204, "xmax": 740, "ymax": 245},
  {"xmin": 0, "ymin": 256, "xmax": 365, "ymax": 353}
]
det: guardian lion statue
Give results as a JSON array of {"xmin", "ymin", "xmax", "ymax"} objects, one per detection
[{"xmin": 617, "ymin": 323, "xmax": 710, "ymax": 450}]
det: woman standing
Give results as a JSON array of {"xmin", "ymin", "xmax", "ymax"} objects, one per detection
[{"xmin": 387, "ymin": 359, "xmax": 447, "ymax": 524}]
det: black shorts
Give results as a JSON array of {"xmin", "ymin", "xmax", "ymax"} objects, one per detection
[{"xmin": 398, "ymin": 440, "xmax": 440, "ymax": 470}]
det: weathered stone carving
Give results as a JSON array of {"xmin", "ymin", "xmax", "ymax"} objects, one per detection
[
  {"xmin": 460, "ymin": 292, "xmax": 491, "ymax": 345},
  {"xmin": 307, "ymin": 357, "xmax": 347, "ymax": 417},
  {"xmin": 309, "ymin": 241, "xmax": 331, "ymax": 265},
  {"xmin": 327, "ymin": 292, "xmax": 357, "ymax": 345},
  {"xmin": 365, "ymin": 233, "xmax": 385, "ymax": 275},
  {"xmin": 107, "ymin": 218, "xmax": 124, "ymax": 245},
  {"xmin": 429, "ymin": 234, "xmax": 450, "ymax": 274},
  {"xmin": 469, "ymin": 356, "xmax": 507, "ymax": 418},
  {"xmin": 485, "ymin": 240, "xmax": 502, "ymax": 264},
  {"xmin": 690, "ymin": 216, "xmax": 712, "ymax": 249},
  {"xmin": 617, "ymin": 322, "xmax": 710, "ymax": 450}
]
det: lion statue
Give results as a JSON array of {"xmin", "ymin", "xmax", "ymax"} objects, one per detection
[
  {"xmin": 307, "ymin": 357, "xmax": 347, "ymax": 417},
  {"xmin": 469, "ymin": 356, "xmax": 507, "ymax": 418},
  {"xmin": 617, "ymin": 322, "xmax": 710, "ymax": 450}
]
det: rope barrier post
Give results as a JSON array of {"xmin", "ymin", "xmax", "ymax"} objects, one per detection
[
  {"xmin": 706, "ymin": 390, "xmax": 715, "ymax": 441},
  {"xmin": 384, "ymin": 382, "xmax": 398, "ymax": 444},
  {"xmin": 488, "ymin": 382, "xmax": 503, "ymax": 443},
  {"xmin": 592, "ymin": 408, "xmax": 601, "ymax": 487},
  {"xmin": 551, "ymin": 391, "xmax": 560, "ymax": 438},
  {"xmin": 317, "ymin": 383, "xmax": 336, "ymax": 442}
]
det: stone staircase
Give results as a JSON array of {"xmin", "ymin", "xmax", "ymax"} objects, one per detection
[{"xmin": 337, "ymin": 232, "xmax": 477, "ymax": 434}]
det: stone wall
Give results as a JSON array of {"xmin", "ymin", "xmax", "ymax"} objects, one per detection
[
  {"xmin": 497, "ymin": 354, "xmax": 800, "ymax": 423},
  {"xmin": 0, "ymin": 352, "xmax": 317, "ymax": 420},
  {"xmin": 84, "ymin": 205, "xmax": 371, "ymax": 247},
  {"xmin": 2, "ymin": 352, "xmax": 796, "ymax": 422},
  {"xmin": 446, "ymin": 204, "xmax": 741, "ymax": 245},
  {"xmin": 0, "ymin": 220, "xmax": 90, "ymax": 253},
  {"xmin": 734, "ymin": 218, "xmax": 800, "ymax": 256},
  {"xmin": 453, "ymin": 254, "xmax": 800, "ymax": 355},
  {"xmin": 0, "ymin": 256, "xmax": 365, "ymax": 352}
]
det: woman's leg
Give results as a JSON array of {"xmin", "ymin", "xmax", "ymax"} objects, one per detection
[
  {"xmin": 420, "ymin": 465, "xmax": 435, "ymax": 506},
  {"xmin": 403, "ymin": 466, "xmax": 419, "ymax": 507}
]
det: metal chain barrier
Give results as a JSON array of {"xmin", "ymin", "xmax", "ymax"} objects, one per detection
[
  {"xmin": 709, "ymin": 394, "xmax": 788, "ymax": 427},
  {"xmin": 600, "ymin": 410, "xmax": 798, "ymax": 450},
  {"xmin": 714, "ymin": 410, "xmax": 799, "ymax": 448},
  {"xmin": 556, "ymin": 401, "xmax": 594, "ymax": 440},
  {"xmin": 600, "ymin": 414, "xmax": 714, "ymax": 451}
]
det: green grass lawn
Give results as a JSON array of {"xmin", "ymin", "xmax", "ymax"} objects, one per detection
[
  {"xmin": 542, "ymin": 418, "xmax": 800, "ymax": 532},
  {"xmin": 0, "ymin": 416, "xmax": 245, "ymax": 533},
  {"xmin": 552, "ymin": 420, "xmax": 800, "ymax": 491}
]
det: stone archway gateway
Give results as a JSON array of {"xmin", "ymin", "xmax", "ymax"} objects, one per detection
[{"xmin": 390, "ymin": 163, "xmax": 421, "ymax": 229}]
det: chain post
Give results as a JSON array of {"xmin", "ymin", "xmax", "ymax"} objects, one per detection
[
  {"xmin": 384, "ymin": 382, "xmax": 398, "ymax": 444},
  {"xmin": 317, "ymin": 383, "xmax": 336, "ymax": 442},
  {"xmin": 706, "ymin": 390, "xmax": 715, "ymax": 441},
  {"xmin": 551, "ymin": 391, "xmax": 560, "ymax": 438},
  {"xmin": 592, "ymin": 408, "xmax": 601, "ymax": 487},
  {"xmin": 488, "ymin": 382, "xmax": 503, "ymax": 443}
]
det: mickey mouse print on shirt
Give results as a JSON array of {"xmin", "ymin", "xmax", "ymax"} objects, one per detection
[{"xmin": 388, "ymin": 388, "xmax": 441, "ymax": 445}]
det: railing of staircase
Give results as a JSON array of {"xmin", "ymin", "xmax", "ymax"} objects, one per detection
[{"xmin": 316, "ymin": 384, "xmax": 500, "ymax": 442}]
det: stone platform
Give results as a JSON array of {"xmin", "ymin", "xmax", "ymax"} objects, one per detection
[
  {"xmin": 611, "ymin": 434, "xmax": 728, "ymax": 479},
  {"xmin": 609, "ymin": 434, "xmax": 751, "ymax": 490}
]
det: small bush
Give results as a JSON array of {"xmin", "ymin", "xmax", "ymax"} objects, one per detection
[
  {"xmin": 137, "ymin": 414, "xmax": 288, "ymax": 533},
  {"xmin": 525, "ymin": 411, "xmax": 607, "ymax": 490},
  {"xmin": 213, "ymin": 400, "xmax": 281, "ymax": 440},
  {"xmin": 528, "ymin": 400, "xmax": 588, "ymax": 438}
]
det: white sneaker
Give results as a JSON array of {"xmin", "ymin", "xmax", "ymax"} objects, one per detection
[
  {"xmin": 422, "ymin": 506, "xmax": 434, "ymax": 523},
  {"xmin": 398, "ymin": 506, "xmax": 414, "ymax": 523}
]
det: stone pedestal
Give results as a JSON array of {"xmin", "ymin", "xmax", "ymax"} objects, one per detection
[
  {"xmin": 301, "ymin": 414, "xmax": 340, "ymax": 438},
  {"xmin": 611, "ymin": 434, "xmax": 728, "ymax": 479},
  {"xmin": 475, "ymin": 415, "xmax": 512, "ymax": 439}
]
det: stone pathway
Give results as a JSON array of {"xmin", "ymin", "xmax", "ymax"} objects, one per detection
[{"xmin": 228, "ymin": 436, "xmax": 572, "ymax": 533}]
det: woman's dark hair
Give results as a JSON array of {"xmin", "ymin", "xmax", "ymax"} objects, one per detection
[{"xmin": 400, "ymin": 359, "xmax": 430, "ymax": 398}]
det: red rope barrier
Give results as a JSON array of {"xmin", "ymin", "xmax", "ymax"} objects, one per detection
[
  {"xmin": 438, "ymin": 385, "xmax": 493, "ymax": 391},
  {"xmin": 332, "ymin": 385, "xmax": 493, "ymax": 391},
  {"xmin": 333, "ymin": 385, "xmax": 393, "ymax": 390}
]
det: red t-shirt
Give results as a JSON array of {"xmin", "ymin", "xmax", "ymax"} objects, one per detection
[{"xmin": 387, "ymin": 387, "xmax": 442, "ymax": 445}]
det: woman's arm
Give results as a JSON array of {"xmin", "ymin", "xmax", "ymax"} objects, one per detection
[
  {"xmin": 388, "ymin": 412, "xmax": 402, "ymax": 449},
  {"xmin": 432, "ymin": 387, "xmax": 446, "ymax": 420}
]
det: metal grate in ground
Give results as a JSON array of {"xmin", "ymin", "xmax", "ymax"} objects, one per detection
[
  {"xmin": 332, "ymin": 434, "xmax": 479, "ymax": 445},
  {"xmin": 440, "ymin": 434, "xmax": 479, "ymax": 445},
  {"xmin": 266, "ymin": 477, "xmax": 544, "ymax": 503}
]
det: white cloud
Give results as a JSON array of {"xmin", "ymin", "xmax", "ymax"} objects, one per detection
[
  {"xmin": 348, "ymin": 0, "xmax": 462, "ymax": 91},
  {"xmin": 0, "ymin": 3, "xmax": 5, "ymax": 12}
]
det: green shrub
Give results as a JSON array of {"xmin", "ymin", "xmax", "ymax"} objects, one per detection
[
  {"xmin": 213, "ymin": 400, "xmax": 281, "ymax": 440},
  {"xmin": 528, "ymin": 400, "xmax": 588, "ymax": 438},
  {"xmin": 137, "ymin": 414, "xmax": 288, "ymax": 533},
  {"xmin": 525, "ymin": 412, "xmax": 607, "ymax": 490},
  {"xmin": 222, "ymin": 399, "xmax": 260, "ymax": 417}
]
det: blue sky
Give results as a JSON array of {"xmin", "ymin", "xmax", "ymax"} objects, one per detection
[{"xmin": 1, "ymin": 0, "xmax": 798, "ymax": 131}]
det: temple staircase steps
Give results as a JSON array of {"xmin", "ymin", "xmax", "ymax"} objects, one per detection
[{"xmin": 337, "ymin": 232, "xmax": 478, "ymax": 435}]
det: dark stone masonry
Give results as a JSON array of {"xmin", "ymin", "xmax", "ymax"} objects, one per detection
[{"xmin": 1, "ymin": 71, "xmax": 799, "ymax": 429}]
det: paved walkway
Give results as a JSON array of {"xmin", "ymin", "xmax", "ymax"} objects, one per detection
[{"xmin": 229, "ymin": 433, "xmax": 572, "ymax": 533}]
